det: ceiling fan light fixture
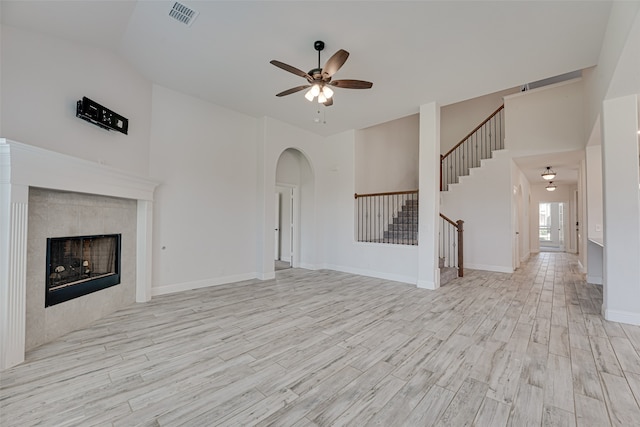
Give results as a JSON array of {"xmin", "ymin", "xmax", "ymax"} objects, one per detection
[
  {"xmin": 304, "ymin": 88, "xmax": 315, "ymax": 102},
  {"xmin": 270, "ymin": 40, "xmax": 373, "ymax": 106},
  {"xmin": 542, "ymin": 166, "xmax": 556, "ymax": 180},
  {"xmin": 546, "ymin": 181, "xmax": 557, "ymax": 191}
]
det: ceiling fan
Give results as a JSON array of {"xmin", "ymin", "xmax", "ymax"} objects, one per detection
[{"xmin": 270, "ymin": 40, "xmax": 373, "ymax": 106}]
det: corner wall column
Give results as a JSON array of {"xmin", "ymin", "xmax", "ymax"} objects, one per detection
[
  {"xmin": 0, "ymin": 143, "xmax": 29, "ymax": 370},
  {"xmin": 136, "ymin": 200, "xmax": 154, "ymax": 302},
  {"xmin": 417, "ymin": 102, "xmax": 441, "ymax": 289},
  {"xmin": 602, "ymin": 94, "xmax": 640, "ymax": 325}
]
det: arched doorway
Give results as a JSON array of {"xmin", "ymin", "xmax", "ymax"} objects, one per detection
[{"xmin": 274, "ymin": 148, "xmax": 314, "ymax": 269}]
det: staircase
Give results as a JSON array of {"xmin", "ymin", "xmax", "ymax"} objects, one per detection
[
  {"xmin": 439, "ymin": 257, "xmax": 458, "ymax": 286},
  {"xmin": 441, "ymin": 104, "xmax": 505, "ymax": 191},
  {"xmin": 384, "ymin": 198, "xmax": 418, "ymax": 244}
]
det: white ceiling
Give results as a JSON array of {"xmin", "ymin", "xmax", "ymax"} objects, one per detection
[
  {"xmin": 513, "ymin": 150, "xmax": 585, "ymax": 187},
  {"xmin": 1, "ymin": 0, "xmax": 613, "ymax": 138}
]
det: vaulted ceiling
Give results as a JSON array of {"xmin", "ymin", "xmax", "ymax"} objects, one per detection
[{"xmin": 2, "ymin": 1, "xmax": 612, "ymax": 137}]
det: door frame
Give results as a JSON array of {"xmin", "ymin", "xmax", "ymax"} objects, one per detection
[{"xmin": 276, "ymin": 183, "xmax": 299, "ymax": 267}]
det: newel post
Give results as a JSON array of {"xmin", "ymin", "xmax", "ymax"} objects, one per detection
[{"xmin": 456, "ymin": 220, "xmax": 464, "ymax": 277}]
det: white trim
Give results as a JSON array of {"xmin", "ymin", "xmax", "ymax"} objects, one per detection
[
  {"xmin": 465, "ymin": 263, "xmax": 514, "ymax": 273},
  {"xmin": 586, "ymin": 275, "xmax": 603, "ymax": 285},
  {"xmin": 417, "ymin": 277, "xmax": 438, "ymax": 290},
  {"xmin": 2, "ymin": 139, "xmax": 158, "ymax": 201},
  {"xmin": 604, "ymin": 308, "xmax": 640, "ymax": 326},
  {"xmin": 257, "ymin": 272, "xmax": 276, "ymax": 280},
  {"xmin": 298, "ymin": 262, "xmax": 320, "ymax": 270},
  {"xmin": 152, "ymin": 272, "xmax": 259, "ymax": 296},
  {"xmin": 322, "ymin": 263, "xmax": 416, "ymax": 286}
]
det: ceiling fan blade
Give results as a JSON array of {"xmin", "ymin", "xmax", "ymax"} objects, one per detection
[
  {"xmin": 275, "ymin": 85, "xmax": 310, "ymax": 97},
  {"xmin": 323, "ymin": 97, "xmax": 334, "ymax": 107},
  {"xmin": 322, "ymin": 49, "xmax": 349, "ymax": 79},
  {"xmin": 330, "ymin": 79, "xmax": 373, "ymax": 89},
  {"xmin": 270, "ymin": 60, "xmax": 312, "ymax": 81}
]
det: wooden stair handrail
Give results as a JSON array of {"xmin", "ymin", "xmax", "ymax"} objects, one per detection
[
  {"xmin": 442, "ymin": 104, "xmax": 504, "ymax": 160},
  {"xmin": 439, "ymin": 213, "xmax": 464, "ymax": 278},
  {"xmin": 439, "ymin": 213, "xmax": 457, "ymax": 227},
  {"xmin": 355, "ymin": 189, "xmax": 418, "ymax": 199}
]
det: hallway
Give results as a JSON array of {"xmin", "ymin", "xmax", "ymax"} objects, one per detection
[{"xmin": 2, "ymin": 253, "xmax": 640, "ymax": 426}]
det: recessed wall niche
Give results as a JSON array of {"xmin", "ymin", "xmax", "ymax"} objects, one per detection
[{"xmin": 26, "ymin": 188, "xmax": 137, "ymax": 350}]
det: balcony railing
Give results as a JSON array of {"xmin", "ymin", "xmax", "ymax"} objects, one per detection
[{"xmin": 354, "ymin": 190, "xmax": 418, "ymax": 245}]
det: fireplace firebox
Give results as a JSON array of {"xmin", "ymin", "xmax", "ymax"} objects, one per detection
[{"xmin": 46, "ymin": 234, "xmax": 121, "ymax": 307}]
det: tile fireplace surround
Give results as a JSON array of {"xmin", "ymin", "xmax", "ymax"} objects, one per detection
[{"xmin": 0, "ymin": 139, "xmax": 159, "ymax": 370}]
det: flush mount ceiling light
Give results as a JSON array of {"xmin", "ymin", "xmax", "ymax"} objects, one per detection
[
  {"xmin": 541, "ymin": 166, "xmax": 556, "ymax": 180},
  {"xmin": 546, "ymin": 181, "xmax": 557, "ymax": 192},
  {"xmin": 270, "ymin": 40, "xmax": 373, "ymax": 106}
]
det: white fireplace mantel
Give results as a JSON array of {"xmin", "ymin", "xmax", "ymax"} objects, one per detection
[{"xmin": 0, "ymin": 138, "xmax": 160, "ymax": 370}]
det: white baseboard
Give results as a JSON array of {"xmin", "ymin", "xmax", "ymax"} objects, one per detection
[
  {"xmin": 465, "ymin": 263, "xmax": 514, "ymax": 274},
  {"xmin": 603, "ymin": 308, "xmax": 640, "ymax": 326},
  {"xmin": 257, "ymin": 271, "xmax": 276, "ymax": 280},
  {"xmin": 152, "ymin": 272, "xmax": 259, "ymax": 296},
  {"xmin": 520, "ymin": 252, "xmax": 531, "ymax": 263},
  {"xmin": 322, "ymin": 263, "xmax": 416, "ymax": 285},
  {"xmin": 298, "ymin": 262, "xmax": 319, "ymax": 270},
  {"xmin": 586, "ymin": 274, "xmax": 603, "ymax": 285},
  {"xmin": 578, "ymin": 260, "xmax": 585, "ymax": 273},
  {"xmin": 417, "ymin": 277, "xmax": 439, "ymax": 290}
]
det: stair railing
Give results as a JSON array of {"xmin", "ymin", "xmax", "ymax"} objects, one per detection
[
  {"xmin": 354, "ymin": 190, "xmax": 418, "ymax": 245},
  {"xmin": 440, "ymin": 104, "xmax": 505, "ymax": 191},
  {"xmin": 439, "ymin": 213, "xmax": 464, "ymax": 277}
]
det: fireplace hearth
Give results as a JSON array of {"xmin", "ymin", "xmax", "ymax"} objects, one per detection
[{"xmin": 46, "ymin": 234, "xmax": 121, "ymax": 307}]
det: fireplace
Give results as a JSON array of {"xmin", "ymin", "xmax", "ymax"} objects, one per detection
[
  {"xmin": 1, "ymin": 139, "xmax": 158, "ymax": 370},
  {"xmin": 46, "ymin": 234, "xmax": 121, "ymax": 306}
]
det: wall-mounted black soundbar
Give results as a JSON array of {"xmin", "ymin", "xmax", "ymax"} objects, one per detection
[{"xmin": 76, "ymin": 97, "xmax": 128, "ymax": 135}]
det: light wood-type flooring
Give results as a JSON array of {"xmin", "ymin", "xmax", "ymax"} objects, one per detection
[{"xmin": 3, "ymin": 252, "xmax": 640, "ymax": 426}]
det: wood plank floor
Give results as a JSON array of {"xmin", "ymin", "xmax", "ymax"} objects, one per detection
[{"xmin": 3, "ymin": 253, "xmax": 640, "ymax": 426}]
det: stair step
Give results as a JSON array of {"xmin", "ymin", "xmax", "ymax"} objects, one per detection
[
  {"xmin": 393, "ymin": 217, "xmax": 418, "ymax": 225},
  {"xmin": 388, "ymin": 223, "xmax": 418, "ymax": 232},
  {"xmin": 440, "ymin": 267, "xmax": 458, "ymax": 286},
  {"xmin": 384, "ymin": 230, "xmax": 418, "ymax": 240}
]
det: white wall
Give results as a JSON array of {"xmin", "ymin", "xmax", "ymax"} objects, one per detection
[
  {"xmin": 586, "ymin": 144, "xmax": 604, "ymax": 239},
  {"xmin": 602, "ymin": 94, "xmax": 640, "ymax": 325},
  {"xmin": 261, "ymin": 118, "xmax": 324, "ymax": 273},
  {"xmin": 149, "ymin": 85, "xmax": 260, "ymax": 294},
  {"xmin": 441, "ymin": 152, "xmax": 513, "ymax": 273},
  {"xmin": 0, "ymin": 25, "xmax": 152, "ymax": 175},
  {"xmin": 582, "ymin": 1, "xmax": 640, "ymax": 134},
  {"xmin": 441, "ymin": 87, "xmax": 518, "ymax": 154},
  {"xmin": 275, "ymin": 149, "xmax": 313, "ymax": 266},
  {"xmin": 355, "ymin": 114, "xmax": 419, "ymax": 194},
  {"xmin": 504, "ymin": 79, "xmax": 585, "ymax": 154},
  {"xmin": 584, "ymin": 4, "xmax": 640, "ymax": 325},
  {"xmin": 321, "ymin": 130, "xmax": 420, "ymax": 284}
]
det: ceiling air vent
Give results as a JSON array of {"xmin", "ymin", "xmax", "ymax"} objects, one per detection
[{"xmin": 169, "ymin": 2, "xmax": 199, "ymax": 27}]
